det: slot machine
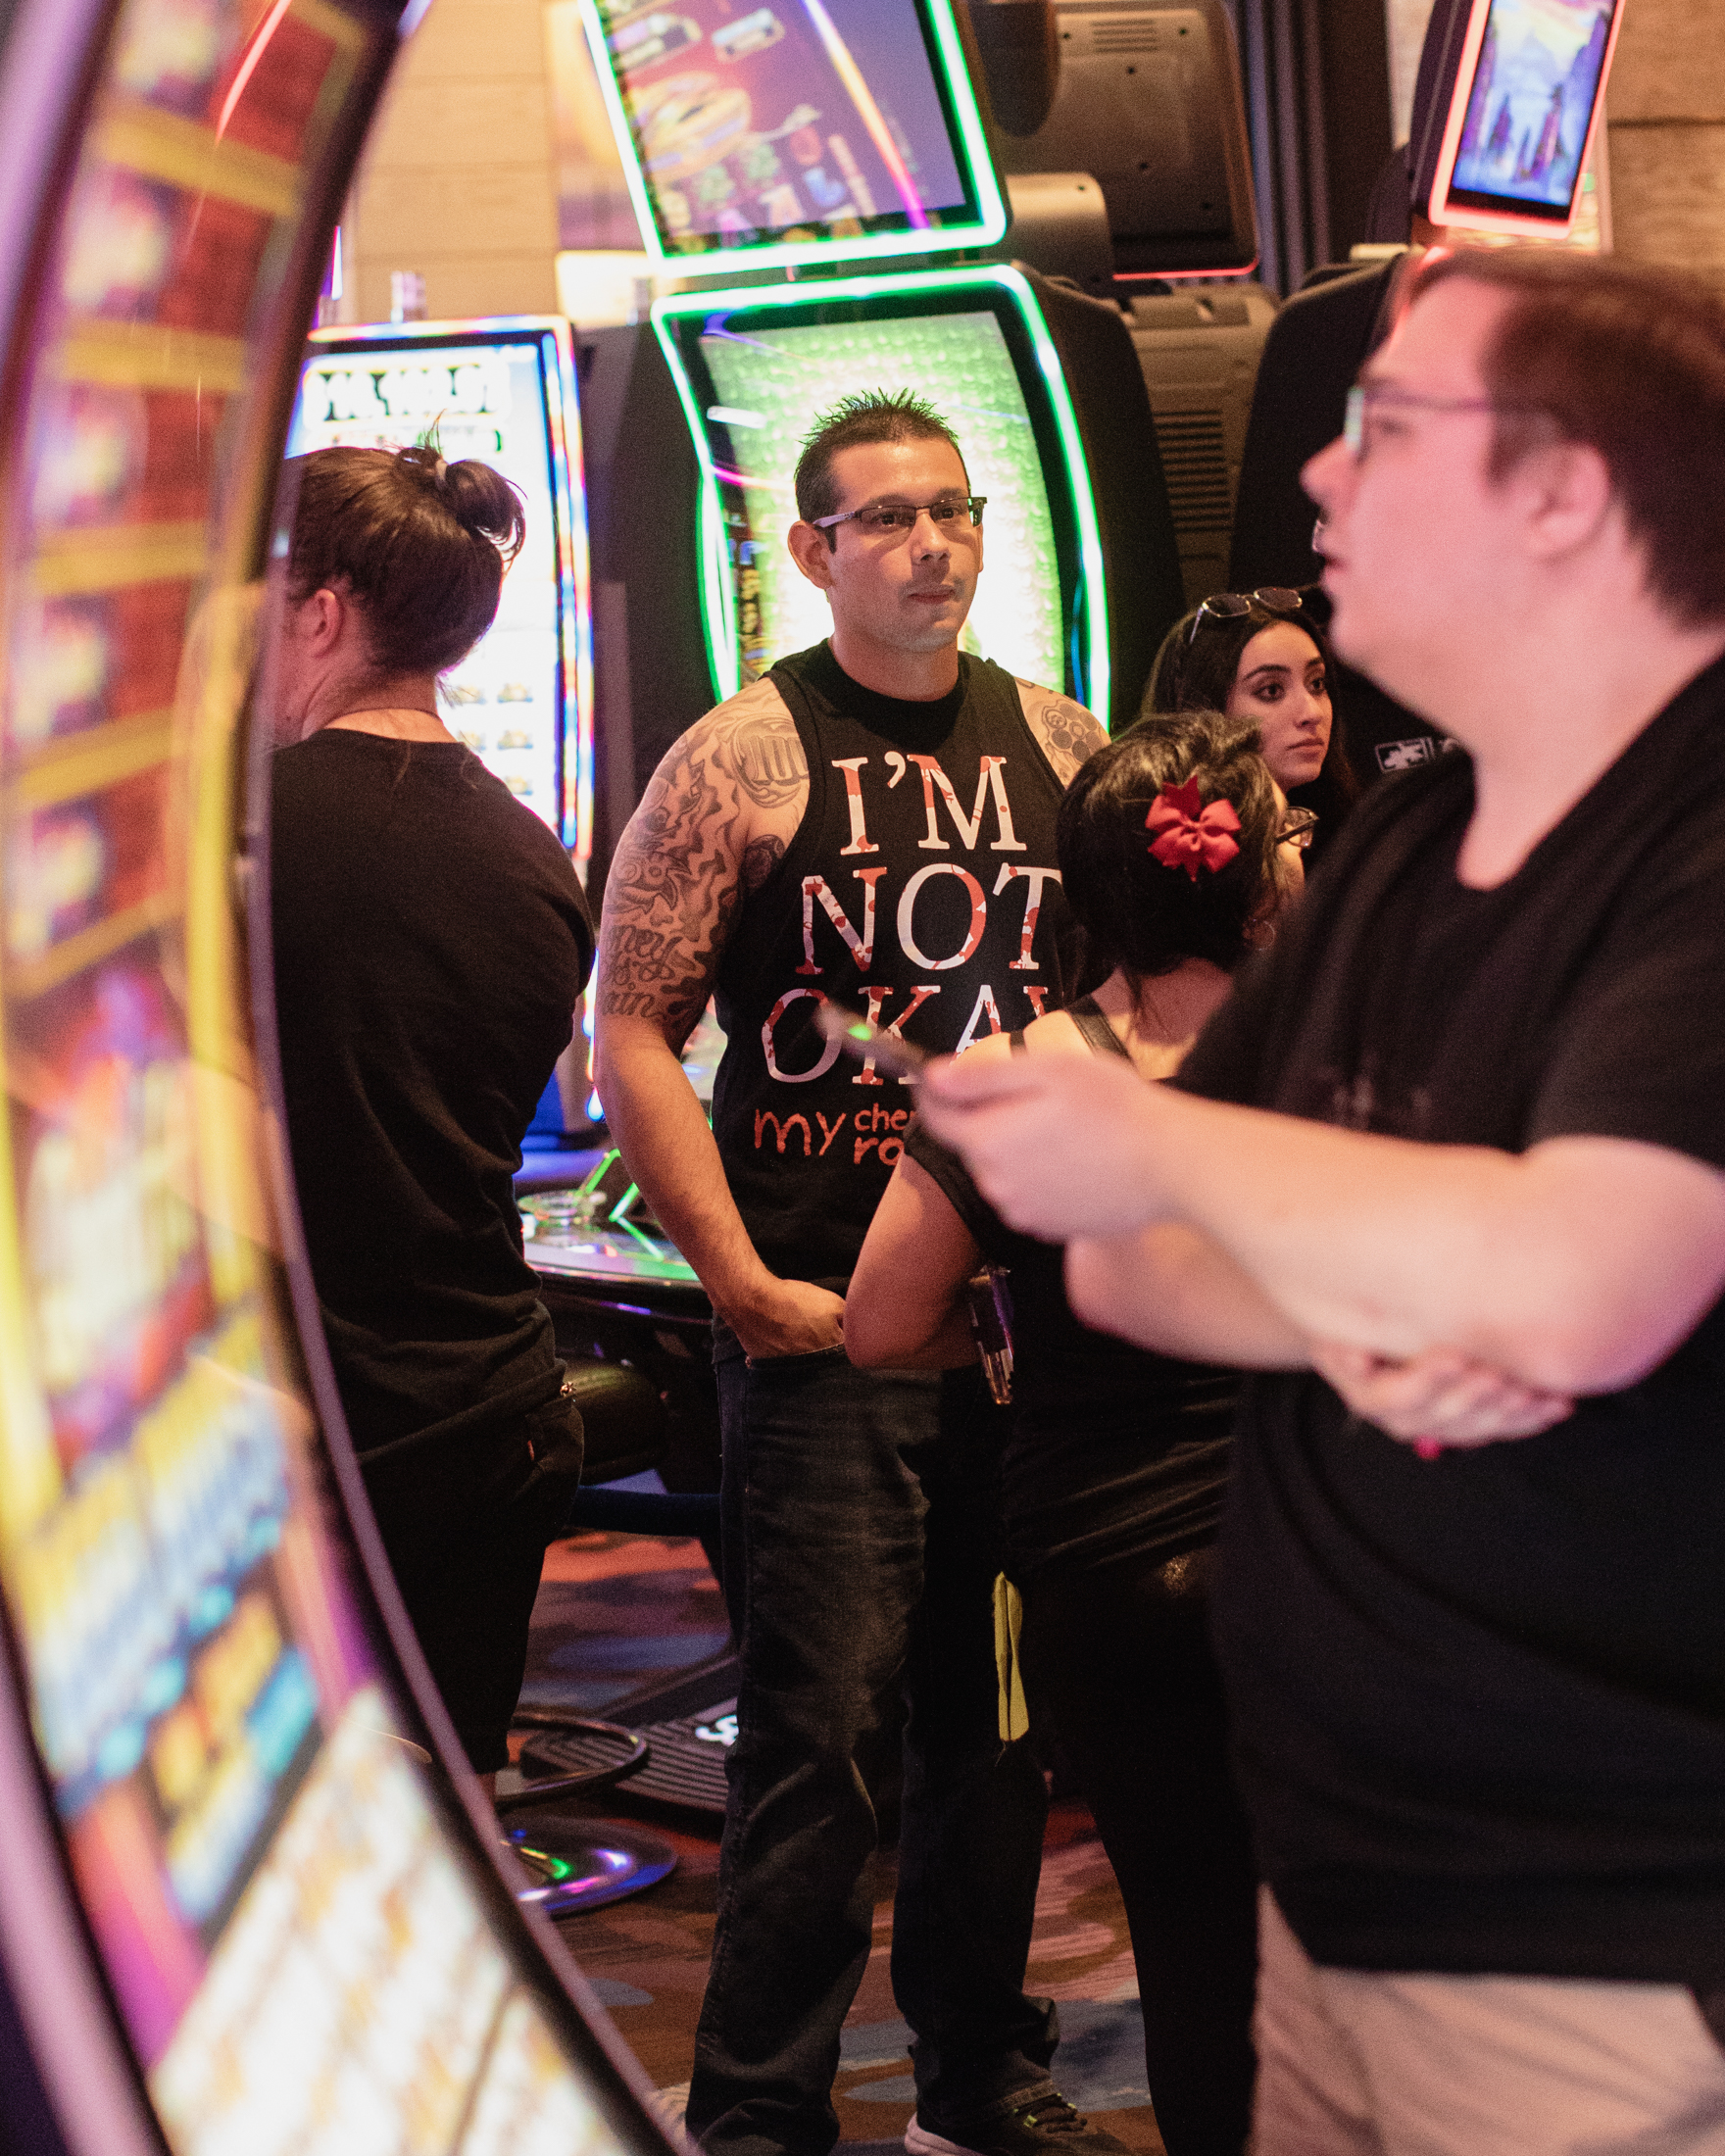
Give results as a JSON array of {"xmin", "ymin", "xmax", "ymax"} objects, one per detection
[
  {"xmin": 288, "ymin": 318, "xmax": 596, "ymax": 861},
  {"xmin": 0, "ymin": 0, "xmax": 701, "ymax": 2146},
  {"xmin": 576, "ymin": 0, "xmax": 1186, "ymax": 783}
]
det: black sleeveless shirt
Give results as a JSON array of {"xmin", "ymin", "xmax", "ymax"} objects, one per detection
[{"xmin": 711, "ymin": 641, "xmax": 1073, "ymax": 1285}]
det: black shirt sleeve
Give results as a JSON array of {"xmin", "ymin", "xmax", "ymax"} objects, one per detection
[{"xmin": 1526, "ymin": 819, "xmax": 1725, "ymax": 1172}]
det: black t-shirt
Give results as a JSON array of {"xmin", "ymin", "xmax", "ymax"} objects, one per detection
[
  {"xmin": 1175, "ymin": 650, "xmax": 1725, "ymax": 1984},
  {"xmin": 271, "ymin": 732, "xmax": 593, "ymax": 1561},
  {"xmin": 711, "ymin": 641, "xmax": 1072, "ymax": 1288},
  {"xmin": 907, "ymin": 1107, "xmax": 1235, "ymax": 1581}
]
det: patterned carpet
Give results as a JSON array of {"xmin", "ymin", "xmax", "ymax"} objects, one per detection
[{"xmin": 521, "ymin": 1531, "xmax": 1166, "ymax": 2155}]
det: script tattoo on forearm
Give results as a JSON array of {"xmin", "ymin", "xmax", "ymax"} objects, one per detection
[
  {"xmin": 1024, "ymin": 688, "xmax": 1109, "ymax": 788},
  {"xmin": 597, "ymin": 686, "xmax": 805, "ymax": 1038}
]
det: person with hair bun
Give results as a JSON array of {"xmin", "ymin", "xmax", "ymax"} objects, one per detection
[
  {"xmin": 269, "ymin": 442, "xmax": 594, "ymax": 1787},
  {"xmin": 846, "ymin": 712, "xmax": 1305, "ymax": 2156},
  {"xmin": 1147, "ymin": 588, "xmax": 1356, "ymax": 858}
]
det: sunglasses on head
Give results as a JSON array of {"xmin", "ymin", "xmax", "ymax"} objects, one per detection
[{"xmin": 1187, "ymin": 587, "xmax": 1306, "ymax": 646}]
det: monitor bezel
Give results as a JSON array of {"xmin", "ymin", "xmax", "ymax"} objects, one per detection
[
  {"xmin": 580, "ymin": 0, "xmax": 1010, "ymax": 276},
  {"xmin": 652, "ymin": 264, "xmax": 1109, "ymax": 717},
  {"xmin": 1424, "ymin": 0, "xmax": 1623, "ymax": 237},
  {"xmin": 993, "ymin": 0, "xmax": 1260, "ymax": 280},
  {"xmin": 297, "ymin": 317, "xmax": 595, "ymax": 859}
]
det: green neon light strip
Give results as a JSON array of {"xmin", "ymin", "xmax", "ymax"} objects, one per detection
[
  {"xmin": 574, "ymin": 0, "xmax": 1007, "ymax": 277},
  {"xmin": 651, "ymin": 302, "xmax": 740, "ymax": 694},
  {"xmin": 652, "ymin": 264, "xmax": 1109, "ymax": 721},
  {"xmin": 924, "ymin": 0, "xmax": 1009, "ymax": 249}
]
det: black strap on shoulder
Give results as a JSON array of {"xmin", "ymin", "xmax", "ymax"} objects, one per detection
[
  {"xmin": 1067, "ymin": 994, "xmax": 1133, "ymax": 1061},
  {"xmin": 1008, "ymin": 1028, "xmax": 1029, "ymax": 1055}
]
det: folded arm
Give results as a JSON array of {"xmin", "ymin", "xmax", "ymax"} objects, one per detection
[{"xmin": 918, "ymin": 1049, "xmax": 1725, "ymax": 1396}]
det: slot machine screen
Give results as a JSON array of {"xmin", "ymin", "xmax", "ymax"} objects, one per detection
[
  {"xmin": 1428, "ymin": 0, "xmax": 1621, "ymax": 234},
  {"xmin": 0, "ymin": 0, "xmax": 663, "ymax": 2146},
  {"xmin": 655, "ymin": 267, "xmax": 1107, "ymax": 712},
  {"xmin": 288, "ymin": 321, "xmax": 594, "ymax": 858},
  {"xmin": 579, "ymin": 0, "xmax": 1007, "ymax": 273}
]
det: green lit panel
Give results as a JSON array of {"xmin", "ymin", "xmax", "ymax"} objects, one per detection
[{"xmin": 655, "ymin": 267, "xmax": 1108, "ymax": 715}]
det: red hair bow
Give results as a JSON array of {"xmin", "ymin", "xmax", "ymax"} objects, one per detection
[{"xmin": 1146, "ymin": 778, "xmax": 1241, "ymax": 882}]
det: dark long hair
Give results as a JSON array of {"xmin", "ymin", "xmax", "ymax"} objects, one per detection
[
  {"xmin": 1058, "ymin": 710, "xmax": 1284, "ymax": 988},
  {"xmin": 285, "ymin": 442, "xmax": 526, "ymax": 674},
  {"xmin": 1145, "ymin": 593, "xmax": 1358, "ymax": 840}
]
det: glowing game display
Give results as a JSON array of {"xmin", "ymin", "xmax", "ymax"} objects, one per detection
[
  {"xmin": 150, "ymin": 1697, "xmax": 617, "ymax": 2156},
  {"xmin": 1430, "ymin": 0, "xmax": 1621, "ymax": 232},
  {"xmin": 289, "ymin": 321, "xmax": 594, "ymax": 857},
  {"xmin": 655, "ymin": 267, "xmax": 1108, "ymax": 712},
  {"xmin": 0, "ymin": 0, "xmax": 660, "ymax": 2148},
  {"xmin": 580, "ymin": 0, "xmax": 1007, "ymax": 271}
]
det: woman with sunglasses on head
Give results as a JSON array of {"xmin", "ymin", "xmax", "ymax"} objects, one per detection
[
  {"xmin": 846, "ymin": 712, "xmax": 1305, "ymax": 2156},
  {"xmin": 1147, "ymin": 586, "xmax": 1357, "ymax": 860}
]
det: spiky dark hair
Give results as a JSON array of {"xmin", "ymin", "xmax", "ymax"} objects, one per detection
[{"xmin": 794, "ymin": 389, "xmax": 968, "ymax": 532}]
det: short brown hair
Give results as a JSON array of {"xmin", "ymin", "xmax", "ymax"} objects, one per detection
[
  {"xmin": 286, "ymin": 443, "xmax": 527, "ymax": 674},
  {"xmin": 1413, "ymin": 250, "xmax": 1725, "ymax": 626},
  {"xmin": 794, "ymin": 390, "xmax": 967, "ymax": 536}
]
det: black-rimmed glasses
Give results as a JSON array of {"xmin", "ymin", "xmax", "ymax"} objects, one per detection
[
  {"xmin": 1188, "ymin": 587, "xmax": 1306, "ymax": 645},
  {"xmin": 1276, "ymin": 808, "xmax": 1319, "ymax": 852},
  {"xmin": 812, "ymin": 496, "xmax": 987, "ymax": 539}
]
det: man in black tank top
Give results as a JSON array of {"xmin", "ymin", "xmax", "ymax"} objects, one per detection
[{"xmin": 594, "ymin": 394, "xmax": 1116, "ymax": 2156}]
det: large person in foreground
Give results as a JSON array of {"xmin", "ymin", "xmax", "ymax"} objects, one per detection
[{"xmin": 919, "ymin": 251, "xmax": 1725, "ymax": 2152}]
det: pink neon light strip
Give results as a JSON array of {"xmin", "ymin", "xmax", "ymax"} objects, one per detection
[
  {"xmin": 797, "ymin": 0, "xmax": 930, "ymax": 230},
  {"xmin": 215, "ymin": 0, "xmax": 294, "ymax": 140}
]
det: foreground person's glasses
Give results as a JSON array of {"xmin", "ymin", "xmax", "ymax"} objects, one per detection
[
  {"xmin": 1188, "ymin": 586, "xmax": 1306, "ymax": 644},
  {"xmin": 813, "ymin": 495, "xmax": 987, "ymax": 538},
  {"xmin": 1342, "ymin": 381, "xmax": 1533, "ymax": 460},
  {"xmin": 1277, "ymin": 808, "xmax": 1319, "ymax": 851}
]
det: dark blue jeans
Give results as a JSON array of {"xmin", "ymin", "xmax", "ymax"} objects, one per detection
[{"xmin": 687, "ymin": 1347, "xmax": 1056, "ymax": 2156}]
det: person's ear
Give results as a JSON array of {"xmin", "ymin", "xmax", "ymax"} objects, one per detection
[
  {"xmin": 1515, "ymin": 437, "xmax": 1614, "ymax": 567},
  {"xmin": 787, "ymin": 518, "xmax": 836, "ymax": 589},
  {"xmin": 303, "ymin": 584, "xmax": 347, "ymax": 653}
]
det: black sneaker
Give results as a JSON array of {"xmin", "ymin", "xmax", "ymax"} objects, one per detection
[{"xmin": 906, "ymin": 2094, "xmax": 1133, "ymax": 2156}]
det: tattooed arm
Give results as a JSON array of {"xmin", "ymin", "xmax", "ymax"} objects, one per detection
[
  {"xmin": 592, "ymin": 681, "xmax": 846, "ymax": 1357},
  {"xmin": 1015, "ymin": 681, "xmax": 1109, "ymax": 787}
]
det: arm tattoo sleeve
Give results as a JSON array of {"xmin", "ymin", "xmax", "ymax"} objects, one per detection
[
  {"xmin": 742, "ymin": 833, "xmax": 787, "ymax": 892},
  {"xmin": 1021, "ymin": 685, "xmax": 1109, "ymax": 788},
  {"xmin": 596, "ymin": 736, "xmax": 744, "ymax": 1039},
  {"xmin": 596, "ymin": 696, "xmax": 805, "ymax": 1038}
]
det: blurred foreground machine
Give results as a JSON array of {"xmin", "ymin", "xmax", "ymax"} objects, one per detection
[{"xmin": 0, "ymin": 1, "xmax": 703, "ymax": 2147}]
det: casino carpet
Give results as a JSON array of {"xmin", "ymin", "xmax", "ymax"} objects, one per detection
[{"xmin": 518, "ymin": 1531, "xmax": 1167, "ymax": 2155}]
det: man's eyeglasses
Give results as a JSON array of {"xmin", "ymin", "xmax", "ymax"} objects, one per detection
[
  {"xmin": 1342, "ymin": 382, "xmax": 1538, "ymax": 462},
  {"xmin": 1277, "ymin": 808, "xmax": 1319, "ymax": 852},
  {"xmin": 1188, "ymin": 587, "xmax": 1306, "ymax": 646},
  {"xmin": 812, "ymin": 496, "xmax": 987, "ymax": 539}
]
